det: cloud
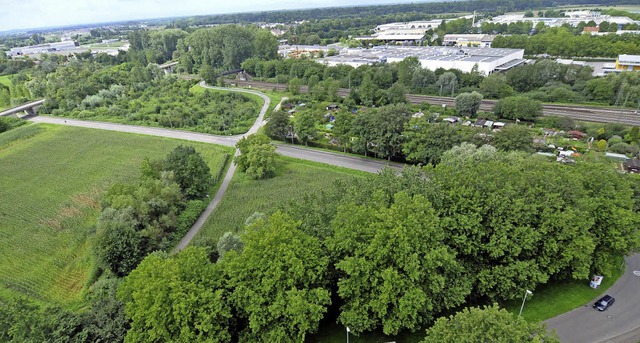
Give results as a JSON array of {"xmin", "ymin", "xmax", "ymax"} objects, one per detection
[{"xmin": 0, "ymin": 0, "xmax": 410, "ymax": 31}]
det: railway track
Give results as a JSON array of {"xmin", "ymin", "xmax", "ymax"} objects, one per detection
[{"xmin": 226, "ymin": 80, "xmax": 640, "ymax": 126}]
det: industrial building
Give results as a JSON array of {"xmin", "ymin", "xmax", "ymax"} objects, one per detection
[
  {"xmin": 356, "ymin": 29, "xmax": 427, "ymax": 44},
  {"xmin": 6, "ymin": 40, "xmax": 79, "ymax": 57},
  {"xmin": 616, "ymin": 55, "xmax": 640, "ymax": 72},
  {"xmin": 443, "ymin": 34, "xmax": 497, "ymax": 48},
  {"xmin": 481, "ymin": 11, "xmax": 637, "ymax": 28},
  {"xmin": 319, "ymin": 46, "xmax": 525, "ymax": 75}
]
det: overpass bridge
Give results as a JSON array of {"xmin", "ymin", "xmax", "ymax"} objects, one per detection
[
  {"xmin": 158, "ymin": 61, "xmax": 178, "ymax": 74},
  {"xmin": 0, "ymin": 99, "xmax": 46, "ymax": 118}
]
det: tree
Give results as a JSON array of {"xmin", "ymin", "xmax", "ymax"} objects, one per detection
[
  {"xmin": 118, "ymin": 248, "xmax": 233, "ymax": 342},
  {"xmin": 84, "ymin": 278, "xmax": 129, "ymax": 343},
  {"xmin": 328, "ymin": 192, "xmax": 471, "ymax": 335},
  {"xmin": 95, "ymin": 208, "xmax": 144, "ymax": 277},
  {"xmin": 596, "ymin": 139, "xmax": 608, "ymax": 151},
  {"xmin": 333, "ymin": 111, "xmax": 355, "ymax": 153},
  {"xmin": 437, "ymin": 72, "xmax": 457, "ymax": 97},
  {"xmin": 422, "ymin": 305, "xmax": 560, "ymax": 343},
  {"xmin": 387, "ymin": 82, "xmax": 407, "ymax": 104},
  {"xmin": 368, "ymin": 104, "xmax": 412, "ymax": 160},
  {"xmin": 494, "ymin": 96, "xmax": 542, "ymax": 121},
  {"xmin": 222, "ymin": 212, "xmax": 331, "ymax": 342},
  {"xmin": 440, "ymin": 143, "xmax": 497, "ymax": 167},
  {"xmin": 265, "ymin": 110, "xmax": 291, "ymax": 141},
  {"xmin": 165, "ymin": 145, "xmax": 213, "ymax": 199},
  {"xmin": 492, "ymin": 125, "xmax": 533, "ymax": 152},
  {"xmin": 455, "ymin": 91, "xmax": 483, "ymax": 117},
  {"xmin": 479, "ymin": 73, "xmax": 514, "ymax": 99},
  {"xmin": 403, "ymin": 121, "xmax": 462, "ymax": 165},
  {"xmin": 235, "ymin": 133, "xmax": 277, "ymax": 179},
  {"xmin": 294, "ymin": 111, "xmax": 316, "ymax": 146},
  {"xmin": 199, "ymin": 64, "xmax": 217, "ymax": 85},
  {"xmin": 217, "ymin": 232, "xmax": 244, "ymax": 259}
]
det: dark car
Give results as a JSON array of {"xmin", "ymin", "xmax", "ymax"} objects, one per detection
[{"xmin": 593, "ymin": 295, "xmax": 615, "ymax": 311}]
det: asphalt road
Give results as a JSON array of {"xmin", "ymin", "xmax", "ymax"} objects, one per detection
[
  {"xmin": 27, "ymin": 118, "xmax": 394, "ymax": 173},
  {"xmin": 546, "ymin": 254, "xmax": 640, "ymax": 343}
]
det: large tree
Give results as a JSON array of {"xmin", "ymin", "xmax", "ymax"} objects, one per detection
[
  {"xmin": 118, "ymin": 248, "xmax": 233, "ymax": 342},
  {"xmin": 455, "ymin": 91, "xmax": 483, "ymax": 117},
  {"xmin": 165, "ymin": 145, "xmax": 213, "ymax": 199},
  {"xmin": 235, "ymin": 133, "xmax": 277, "ymax": 179},
  {"xmin": 422, "ymin": 305, "xmax": 560, "ymax": 343},
  {"xmin": 223, "ymin": 212, "xmax": 331, "ymax": 342},
  {"xmin": 328, "ymin": 192, "xmax": 471, "ymax": 335},
  {"xmin": 403, "ymin": 121, "xmax": 462, "ymax": 165},
  {"xmin": 494, "ymin": 96, "xmax": 542, "ymax": 121}
]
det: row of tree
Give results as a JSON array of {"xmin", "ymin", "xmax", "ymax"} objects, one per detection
[
  {"xmin": 266, "ymin": 100, "xmax": 541, "ymax": 163},
  {"xmin": 243, "ymin": 56, "xmax": 640, "ymax": 107},
  {"xmin": 493, "ymin": 26, "xmax": 640, "ymax": 58}
]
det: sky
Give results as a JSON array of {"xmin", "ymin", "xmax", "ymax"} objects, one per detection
[{"xmin": 0, "ymin": 0, "xmax": 416, "ymax": 32}]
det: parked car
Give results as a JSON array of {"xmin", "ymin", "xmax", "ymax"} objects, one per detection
[{"xmin": 593, "ymin": 295, "xmax": 615, "ymax": 311}]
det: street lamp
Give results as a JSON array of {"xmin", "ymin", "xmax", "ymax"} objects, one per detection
[
  {"xmin": 519, "ymin": 289, "xmax": 533, "ymax": 316},
  {"xmin": 346, "ymin": 327, "xmax": 350, "ymax": 343}
]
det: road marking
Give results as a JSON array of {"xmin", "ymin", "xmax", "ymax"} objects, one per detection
[{"xmin": 633, "ymin": 271, "xmax": 640, "ymax": 277}]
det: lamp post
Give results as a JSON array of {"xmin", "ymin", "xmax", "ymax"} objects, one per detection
[
  {"xmin": 346, "ymin": 327, "xmax": 350, "ymax": 343},
  {"xmin": 519, "ymin": 289, "xmax": 533, "ymax": 316}
]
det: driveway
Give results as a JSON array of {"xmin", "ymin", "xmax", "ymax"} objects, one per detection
[{"xmin": 545, "ymin": 254, "xmax": 640, "ymax": 343}]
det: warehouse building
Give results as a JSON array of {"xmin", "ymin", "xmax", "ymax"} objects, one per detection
[
  {"xmin": 616, "ymin": 54, "xmax": 640, "ymax": 72},
  {"xmin": 6, "ymin": 40, "xmax": 79, "ymax": 57},
  {"xmin": 319, "ymin": 46, "xmax": 525, "ymax": 75},
  {"xmin": 443, "ymin": 34, "xmax": 497, "ymax": 48}
]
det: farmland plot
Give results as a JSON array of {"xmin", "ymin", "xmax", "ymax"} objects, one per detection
[{"xmin": 0, "ymin": 124, "xmax": 231, "ymax": 307}]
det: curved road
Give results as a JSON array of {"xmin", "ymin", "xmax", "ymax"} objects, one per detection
[
  {"xmin": 27, "ymin": 84, "xmax": 396, "ymax": 253},
  {"xmin": 545, "ymin": 254, "xmax": 640, "ymax": 343}
]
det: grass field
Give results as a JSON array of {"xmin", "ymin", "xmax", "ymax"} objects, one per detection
[
  {"xmin": 504, "ymin": 256, "xmax": 625, "ymax": 322},
  {"xmin": 192, "ymin": 155, "xmax": 367, "ymax": 247},
  {"xmin": 0, "ymin": 124, "xmax": 232, "ymax": 308}
]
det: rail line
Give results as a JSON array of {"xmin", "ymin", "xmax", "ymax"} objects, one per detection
[{"xmin": 226, "ymin": 80, "xmax": 640, "ymax": 126}]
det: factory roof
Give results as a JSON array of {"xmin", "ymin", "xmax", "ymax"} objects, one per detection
[
  {"xmin": 320, "ymin": 46, "xmax": 523, "ymax": 66},
  {"xmin": 618, "ymin": 54, "xmax": 640, "ymax": 65}
]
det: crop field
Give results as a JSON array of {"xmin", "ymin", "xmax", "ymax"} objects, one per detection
[
  {"xmin": 0, "ymin": 124, "xmax": 232, "ymax": 308},
  {"xmin": 193, "ymin": 155, "xmax": 367, "ymax": 246}
]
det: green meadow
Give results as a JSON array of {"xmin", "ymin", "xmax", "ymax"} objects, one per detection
[{"xmin": 193, "ymin": 155, "xmax": 367, "ymax": 246}]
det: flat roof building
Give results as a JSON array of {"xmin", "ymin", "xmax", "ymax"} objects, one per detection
[
  {"xmin": 443, "ymin": 34, "xmax": 497, "ymax": 48},
  {"xmin": 616, "ymin": 54, "xmax": 640, "ymax": 71},
  {"xmin": 7, "ymin": 41, "xmax": 79, "ymax": 57},
  {"xmin": 319, "ymin": 46, "xmax": 525, "ymax": 75},
  {"xmin": 481, "ymin": 12, "xmax": 637, "ymax": 28}
]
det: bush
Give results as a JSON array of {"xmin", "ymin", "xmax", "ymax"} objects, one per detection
[{"xmin": 174, "ymin": 200, "xmax": 207, "ymax": 240}]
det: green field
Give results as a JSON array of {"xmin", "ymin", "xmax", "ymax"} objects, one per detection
[
  {"xmin": 193, "ymin": 155, "xmax": 367, "ymax": 246},
  {"xmin": 504, "ymin": 256, "xmax": 625, "ymax": 322},
  {"xmin": 0, "ymin": 124, "xmax": 232, "ymax": 308}
]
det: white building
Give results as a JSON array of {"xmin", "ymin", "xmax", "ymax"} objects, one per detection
[
  {"xmin": 319, "ymin": 46, "xmax": 525, "ymax": 75},
  {"xmin": 6, "ymin": 40, "xmax": 78, "ymax": 57},
  {"xmin": 481, "ymin": 11, "xmax": 637, "ymax": 28},
  {"xmin": 443, "ymin": 34, "xmax": 497, "ymax": 47}
]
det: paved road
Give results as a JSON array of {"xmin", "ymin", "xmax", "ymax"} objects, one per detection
[{"xmin": 546, "ymin": 254, "xmax": 640, "ymax": 343}]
